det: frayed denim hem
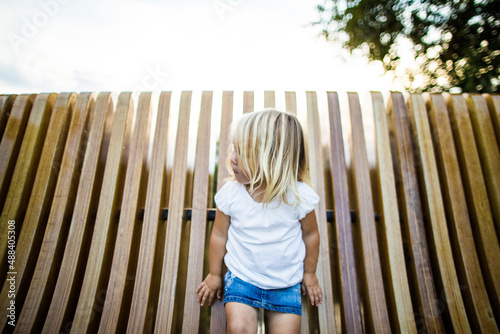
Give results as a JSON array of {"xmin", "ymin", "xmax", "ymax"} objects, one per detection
[{"xmin": 224, "ymin": 296, "xmax": 302, "ymax": 316}]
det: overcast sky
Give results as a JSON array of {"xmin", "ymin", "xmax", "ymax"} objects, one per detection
[{"xmin": 0, "ymin": 0, "xmax": 406, "ymax": 94}]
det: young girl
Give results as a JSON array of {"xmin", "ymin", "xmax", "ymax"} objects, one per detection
[{"xmin": 196, "ymin": 109, "xmax": 323, "ymax": 333}]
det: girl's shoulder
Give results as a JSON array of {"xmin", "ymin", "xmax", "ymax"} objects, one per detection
[
  {"xmin": 217, "ymin": 180, "xmax": 240, "ymax": 194},
  {"xmin": 214, "ymin": 181, "xmax": 241, "ymax": 215},
  {"xmin": 297, "ymin": 181, "xmax": 319, "ymax": 198},
  {"xmin": 295, "ymin": 182, "xmax": 320, "ymax": 219}
]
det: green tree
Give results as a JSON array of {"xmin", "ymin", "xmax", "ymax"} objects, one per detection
[{"xmin": 315, "ymin": 0, "xmax": 500, "ymax": 93}]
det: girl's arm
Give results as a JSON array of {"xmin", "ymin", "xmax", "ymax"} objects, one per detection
[
  {"xmin": 196, "ymin": 207, "xmax": 230, "ymax": 306},
  {"xmin": 301, "ymin": 210, "xmax": 323, "ymax": 306}
]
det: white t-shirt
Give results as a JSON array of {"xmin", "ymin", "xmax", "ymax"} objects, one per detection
[{"xmin": 214, "ymin": 180, "xmax": 320, "ymax": 289}]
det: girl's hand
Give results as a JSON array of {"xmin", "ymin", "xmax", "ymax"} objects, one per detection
[
  {"xmin": 302, "ymin": 272, "xmax": 323, "ymax": 306},
  {"xmin": 196, "ymin": 273, "xmax": 222, "ymax": 306}
]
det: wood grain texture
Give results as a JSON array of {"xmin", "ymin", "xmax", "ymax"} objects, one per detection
[
  {"xmin": 407, "ymin": 94, "xmax": 471, "ymax": 334},
  {"xmin": 0, "ymin": 94, "xmax": 35, "ymax": 260},
  {"xmin": 306, "ymin": 91, "xmax": 337, "ymax": 333},
  {"xmin": 126, "ymin": 91, "xmax": 171, "ymax": 334},
  {"xmin": 7, "ymin": 93, "xmax": 75, "ymax": 333},
  {"xmin": 182, "ymin": 91, "xmax": 213, "ymax": 333},
  {"xmin": 426, "ymin": 94, "xmax": 498, "ymax": 333},
  {"xmin": 98, "ymin": 92, "xmax": 152, "ymax": 334},
  {"xmin": 348, "ymin": 92, "xmax": 390, "ymax": 333},
  {"xmin": 69, "ymin": 92, "xmax": 117, "ymax": 334},
  {"xmin": 42, "ymin": 93, "xmax": 129, "ymax": 334},
  {"xmin": 446, "ymin": 94, "xmax": 500, "ymax": 323},
  {"xmin": 485, "ymin": 94, "xmax": 500, "ymax": 147},
  {"xmin": 0, "ymin": 94, "xmax": 36, "ymax": 215},
  {"xmin": 155, "ymin": 91, "xmax": 192, "ymax": 333},
  {"xmin": 18, "ymin": 93, "xmax": 74, "ymax": 226},
  {"xmin": 243, "ymin": 91, "xmax": 254, "ymax": 114},
  {"xmin": 210, "ymin": 91, "xmax": 233, "ymax": 334},
  {"xmin": 0, "ymin": 94, "xmax": 16, "ymax": 142},
  {"xmin": 215, "ymin": 91, "xmax": 233, "ymax": 190},
  {"xmin": 326, "ymin": 92, "xmax": 362, "ymax": 334},
  {"xmin": 264, "ymin": 90, "xmax": 275, "ymax": 108},
  {"xmin": 15, "ymin": 93, "xmax": 91, "ymax": 334},
  {"xmin": 0, "ymin": 93, "xmax": 54, "ymax": 333},
  {"xmin": 465, "ymin": 94, "xmax": 500, "ymax": 236},
  {"xmin": 387, "ymin": 92, "xmax": 444, "ymax": 333},
  {"xmin": 370, "ymin": 92, "xmax": 416, "ymax": 334},
  {"xmin": 285, "ymin": 91, "xmax": 310, "ymax": 334},
  {"xmin": 285, "ymin": 91, "xmax": 297, "ymax": 115},
  {"xmin": 1, "ymin": 90, "xmax": 498, "ymax": 333}
]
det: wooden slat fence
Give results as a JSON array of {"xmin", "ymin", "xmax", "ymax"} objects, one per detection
[{"xmin": 0, "ymin": 91, "xmax": 499, "ymax": 333}]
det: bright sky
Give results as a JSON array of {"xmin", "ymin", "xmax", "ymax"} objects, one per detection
[{"xmin": 0, "ymin": 0, "xmax": 406, "ymax": 94}]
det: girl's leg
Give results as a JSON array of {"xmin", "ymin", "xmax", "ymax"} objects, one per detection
[
  {"xmin": 264, "ymin": 310, "xmax": 301, "ymax": 334},
  {"xmin": 225, "ymin": 302, "xmax": 259, "ymax": 334}
]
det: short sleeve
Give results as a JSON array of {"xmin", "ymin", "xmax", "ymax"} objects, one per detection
[
  {"xmin": 214, "ymin": 181, "xmax": 236, "ymax": 215},
  {"xmin": 297, "ymin": 182, "xmax": 320, "ymax": 220}
]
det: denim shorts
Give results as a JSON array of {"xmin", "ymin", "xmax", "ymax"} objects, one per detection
[{"xmin": 223, "ymin": 270, "xmax": 302, "ymax": 315}]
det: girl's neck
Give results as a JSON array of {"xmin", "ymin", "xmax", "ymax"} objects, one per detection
[{"xmin": 245, "ymin": 183, "xmax": 266, "ymax": 203}]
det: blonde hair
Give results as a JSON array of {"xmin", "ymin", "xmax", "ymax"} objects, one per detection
[{"xmin": 226, "ymin": 109, "xmax": 310, "ymax": 205}]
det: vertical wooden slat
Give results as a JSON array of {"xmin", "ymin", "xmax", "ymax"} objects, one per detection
[
  {"xmin": 143, "ymin": 94, "xmax": 171, "ymax": 334},
  {"xmin": 370, "ymin": 92, "xmax": 416, "ymax": 334},
  {"xmin": 182, "ymin": 91, "xmax": 213, "ymax": 333},
  {"xmin": 7, "ymin": 92, "xmax": 75, "ymax": 333},
  {"xmin": 98, "ymin": 92, "xmax": 152, "ymax": 334},
  {"xmin": 15, "ymin": 92, "xmax": 90, "ymax": 333},
  {"xmin": 175, "ymin": 171, "xmax": 193, "ymax": 333},
  {"xmin": 387, "ymin": 92, "xmax": 444, "ymax": 333},
  {"xmin": 426, "ymin": 94, "xmax": 498, "ymax": 333},
  {"xmin": 127, "ymin": 91, "xmax": 171, "ymax": 334},
  {"xmin": 326, "ymin": 92, "xmax": 362, "ymax": 334},
  {"xmin": 407, "ymin": 94, "xmax": 471, "ymax": 333},
  {"xmin": 305, "ymin": 92, "xmax": 320, "ymax": 334},
  {"xmin": 446, "ymin": 94, "xmax": 500, "ymax": 322},
  {"xmin": 0, "ymin": 94, "xmax": 54, "ymax": 333},
  {"xmin": 485, "ymin": 94, "xmax": 500, "ymax": 146},
  {"xmin": 216, "ymin": 91, "xmax": 234, "ymax": 189},
  {"xmin": 306, "ymin": 91, "xmax": 337, "ymax": 333},
  {"xmin": 285, "ymin": 90, "xmax": 310, "ymax": 334},
  {"xmin": 0, "ymin": 94, "xmax": 36, "ymax": 214},
  {"xmin": 69, "ymin": 92, "xmax": 117, "ymax": 334},
  {"xmin": 465, "ymin": 94, "xmax": 500, "ymax": 234},
  {"xmin": 155, "ymin": 91, "xmax": 192, "ymax": 333},
  {"xmin": 348, "ymin": 92, "xmax": 390, "ymax": 333},
  {"xmin": 243, "ymin": 91, "xmax": 254, "ymax": 114},
  {"xmin": 264, "ymin": 90, "xmax": 275, "ymax": 108},
  {"xmin": 285, "ymin": 91, "xmax": 297, "ymax": 114},
  {"xmin": 0, "ymin": 94, "xmax": 17, "ymax": 141},
  {"xmin": 210, "ymin": 91, "xmax": 233, "ymax": 334}
]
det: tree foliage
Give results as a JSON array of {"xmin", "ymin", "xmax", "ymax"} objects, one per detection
[{"xmin": 315, "ymin": 0, "xmax": 500, "ymax": 93}]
